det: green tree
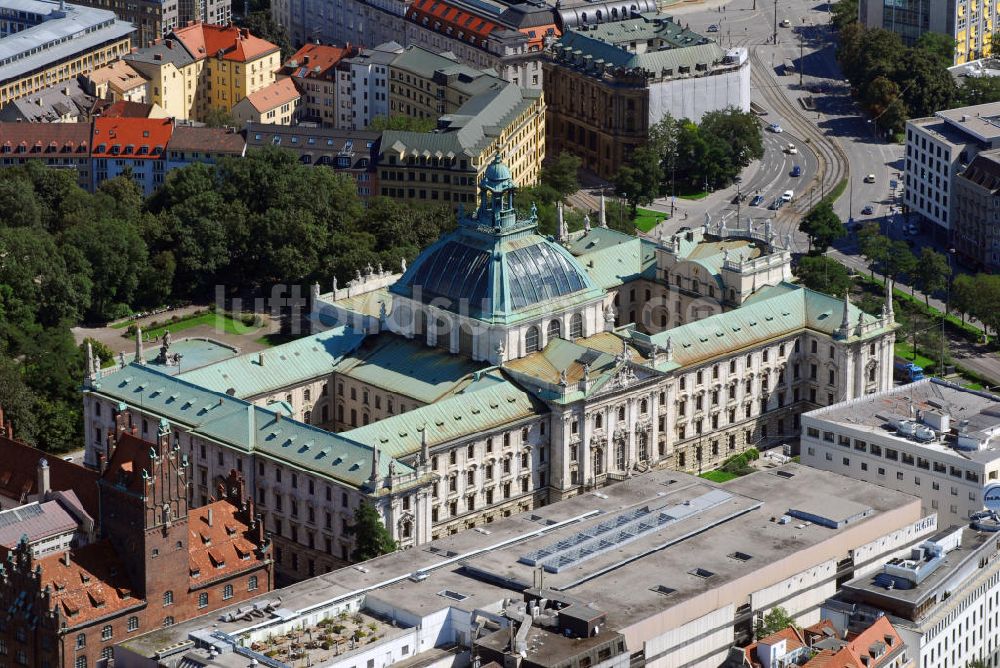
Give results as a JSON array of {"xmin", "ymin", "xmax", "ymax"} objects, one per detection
[
  {"xmin": 858, "ymin": 223, "xmax": 889, "ymax": 278},
  {"xmin": 755, "ymin": 607, "xmax": 796, "ymax": 640},
  {"xmin": 915, "ymin": 32, "xmax": 957, "ymax": 68},
  {"xmin": 959, "ymin": 75, "xmax": 1000, "ymax": 106},
  {"xmin": 951, "ymin": 273, "xmax": 976, "ymax": 323},
  {"xmin": 614, "ymin": 146, "xmax": 662, "ymax": 215},
  {"xmin": 992, "ymin": 32, "xmax": 1000, "ymax": 56},
  {"xmin": 202, "ymin": 107, "xmax": 238, "ymax": 128},
  {"xmin": 367, "ymin": 115, "xmax": 437, "ymax": 132},
  {"xmin": 540, "ymin": 151, "xmax": 581, "ymax": 198},
  {"xmin": 913, "ymin": 248, "xmax": 950, "ymax": 307},
  {"xmin": 346, "ymin": 502, "xmax": 397, "ymax": 562},
  {"xmin": 884, "ymin": 240, "xmax": 917, "ymax": 286},
  {"xmin": 238, "ymin": 10, "xmax": 291, "ymax": 59},
  {"xmin": 831, "ymin": 0, "xmax": 859, "ymax": 32},
  {"xmin": 899, "ymin": 49, "xmax": 957, "ymax": 121},
  {"xmin": 80, "ymin": 338, "xmax": 116, "ymax": 369},
  {"xmin": 794, "ymin": 255, "xmax": 853, "ymax": 296},
  {"xmin": 799, "ymin": 201, "xmax": 845, "ymax": 252}
]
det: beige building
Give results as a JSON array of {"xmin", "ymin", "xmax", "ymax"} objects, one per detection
[
  {"xmin": 232, "ymin": 76, "xmax": 300, "ymax": 125},
  {"xmin": 0, "ymin": 0, "xmax": 133, "ymax": 108},
  {"xmin": 124, "ymin": 22, "xmax": 280, "ymax": 123},
  {"xmin": 82, "ymin": 60, "xmax": 149, "ymax": 102}
]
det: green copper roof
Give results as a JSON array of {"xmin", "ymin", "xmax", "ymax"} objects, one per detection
[
  {"xmin": 341, "ymin": 376, "xmax": 542, "ymax": 461},
  {"xmin": 86, "ymin": 363, "xmax": 408, "ymax": 488},
  {"xmin": 178, "ymin": 326, "xmax": 365, "ymax": 399},
  {"xmin": 333, "ymin": 334, "xmax": 489, "ymax": 404},
  {"xmin": 564, "ymin": 228, "xmax": 657, "ymax": 289}
]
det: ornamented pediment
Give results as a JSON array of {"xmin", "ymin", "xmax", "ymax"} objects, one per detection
[{"xmin": 590, "ymin": 363, "xmax": 661, "ymax": 398}]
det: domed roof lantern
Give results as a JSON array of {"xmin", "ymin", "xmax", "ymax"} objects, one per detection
[{"xmin": 480, "ymin": 152, "xmax": 514, "ymax": 192}]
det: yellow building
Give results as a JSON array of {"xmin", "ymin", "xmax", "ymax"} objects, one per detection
[
  {"xmin": 232, "ymin": 77, "xmax": 301, "ymax": 125},
  {"xmin": 0, "ymin": 0, "xmax": 132, "ymax": 107},
  {"xmin": 378, "ymin": 46, "xmax": 545, "ymax": 206},
  {"xmin": 861, "ymin": 0, "xmax": 997, "ymax": 64},
  {"xmin": 124, "ymin": 23, "xmax": 280, "ymax": 123}
]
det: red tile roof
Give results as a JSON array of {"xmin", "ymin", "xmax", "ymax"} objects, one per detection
[
  {"xmin": 837, "ymin": 616, "xmax": 904, "ymax": 668},
  {"xmin": 92, "ymin": 117, "xmax": 173, "ymax": 159},
  {"xmin": 243, "ymin": 78, "xmax": 300, "ymax": 113},
  {"xmin": 174, "ymin": 23, "xmax": 279, "ymax": 63},
  {"xmin": 281, "ymin": 44, "xmax": 355, "ymax": 80},
  {"xmin": 0, "ymin": 122, "xmax": 91, "ymax": 156},
  {"xmin": 96, "ymin": 100, "xmax": 159, "ymax": 118},
  {"xmin": 36, "ymin": 540, "xmax": 142, "ymax": 626},
  {"xmin": 0, "ymin": 434, "xmax": 100, "ymax": 516},
  {"xmin": 742, "ymin": 625, "xmax": 806, "ymax": 666},
  {"xmin": 188, "ymin": 500, "xmax": 266, "ymax": 584},
  {"xmin": 100, "ymin": 430, "xmax": 156, "ymax": 494},
  {"xmin": 408, "ymin": 0, "xmax": 499, "ymax": 44}
]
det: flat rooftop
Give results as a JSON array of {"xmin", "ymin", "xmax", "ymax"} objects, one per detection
[
  {"xmin": 805, "ymin": 378, "xmax": 1000, "ymax": 465},
  {"xmin": 122, "ymin": 465, "xmax": 922, "ymax": 661},
  {"xmin": 937, "ymin": 101, "xmax": 1000, "ymax": 142}
]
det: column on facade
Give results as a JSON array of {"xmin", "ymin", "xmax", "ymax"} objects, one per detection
[
  {"xmin": 579, "ymin": 408, "xmax": 591, "ymax": 488},
  {"xmin": 650, "ymin": 389, "xmax": 660, "ymax": 463},
  {"xmin": 625, "ymin": 397, "xmax": 637, "ymax": 470}
]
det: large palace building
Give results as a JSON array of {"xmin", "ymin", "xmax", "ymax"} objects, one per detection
[{"xmin": 81, "ymin": 157, "xmax": 898, "ymax": 582}]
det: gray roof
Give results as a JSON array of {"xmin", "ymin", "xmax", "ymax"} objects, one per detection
[
  {"xmin": 124, "ymin": 37, "xmax": 197, "ymax": 69},
  {"xmin": 0, "ymin": 0, "xmax": 134, "ymax": 82},
  {"xmin": 0, "ymin": 499, "xmax": 78, "ymax": 547},
  {"xmin": 551, "ymin": 13, "xmax": 728, "ymax": 77},
  {"xmin": 0, "ymin": 78, "xmax": 93, "ymax": 122}
]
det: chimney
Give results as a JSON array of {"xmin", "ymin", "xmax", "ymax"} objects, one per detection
[
  {"xmin": 166, "ymin": 38, "xmax": 173, "ymax": 49},
  {"xmin": 207, "ymin": 507, "xmax": 213, "ymax": 527},
  {"xmin": 62, "ymin": 552, "xmax": 70, "ymax": 566},
  {"xmin": 37, "ymin": 458, "xmax": 51, "ymax": 497},
  {"xmin": 258, "ymin": 351, "xmax": 265, "ymax": 366}
]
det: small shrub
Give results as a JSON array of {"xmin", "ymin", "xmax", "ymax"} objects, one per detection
[
  {"xmin": 125, "ymin": 324, "xmax": 138, "ymax": 337},
  {"xmin": 321, "ymin": 641, "xmax": 331, "ymax": 650},
  {"xmin": 171, "ymin": 314, "xmax": 180, "ymax": 322}
]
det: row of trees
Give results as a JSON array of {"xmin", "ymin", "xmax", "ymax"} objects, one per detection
[
  {"xmin": 833, "ymin": 0, "xmax": 1000, "ymax": 135},
  {"xmin": 0, "ymin": 150, "xmax": 458, "ymax": 452},
  {"xmin": 613, "ymin": 109, "xmax": 765, "ymax": 213}
]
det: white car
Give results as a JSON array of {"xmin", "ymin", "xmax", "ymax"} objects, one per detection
[
  {"xmin": 786, "ymin": 143, "xmax": 798, "ymax": 155},
  {"xmin": 769, "ymin": 123, "xmax": 783, "ymax": 133},
  {"xmin": 864, "ymin": 173, "xmax": 876, "ymax": 183},
  {"xmin": 781, "ymin": 190, "xmax": 794, "ymax": 202},
  {"xmin": 779, "ymin": 18, "xmax": 791, "ymax": 27}
]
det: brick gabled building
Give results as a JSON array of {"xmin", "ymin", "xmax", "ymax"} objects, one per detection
[{"xmin": 0, "ymin": 413, "xmax": 273, "ymax": 668}]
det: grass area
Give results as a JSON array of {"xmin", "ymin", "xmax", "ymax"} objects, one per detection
[
  {"xmin": 109, "ymin": 319, "xmax": 134, "ymax": 329},
  {"xmin": 124, "ymin": 312, "xmax": 260, "ymax": 340},
  {"xmin": 678, "ymin": 191, "xmax": 709, "ymax": 201},
  {"xmin": 633, "ymin": 207, "xmax": 667, "ymax": 232},
  {"xmin": 963, "ymin": 381, "xmax": 985, "ymax": 391},
  {"xmin": 255, "ymin": 332, "xmax": 299, "ymax": 347},
  {"xmin": 857, "ymin": 276, "xmax": 984, "ymax": 343},
  {"xmin": 699, "ymin": 470, "xmax": 740, "ymax": 483},
  {"xmin": 895, "ymin": 341, "xmax": 935, "ymax": 373}
]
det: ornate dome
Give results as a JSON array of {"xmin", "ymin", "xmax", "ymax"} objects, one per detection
[{"xmin": 391, "ymin": 158, "xmax": 603, "ymax": 325}]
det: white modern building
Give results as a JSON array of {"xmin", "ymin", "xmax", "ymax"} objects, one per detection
[
  {"xmin": 338, "ymin": 42, "xmax": 400, "ymax": 130},
  {"xmin": 904, "ymin": 101, "xmax": 1000, "ymax": 242},
  {"xmin": 801, "ymin": 378, "xmax": 1000, "ymax": 527},
  {"xmin": 116, "ymin": 464, "xmax": 934, "ymax": 668},
  {"xmin": 824, "ymin": 522, "xmax": 1000, "ymax": 668}
]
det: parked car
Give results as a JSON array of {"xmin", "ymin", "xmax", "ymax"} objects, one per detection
[
  {"xmin": 750, "ymin": 194, "xmax": 765, "ymax": 207},
  {"xmin": 861, "ymin": 204, "xmax": 874, "ymax": 215},
  {"xmin": 768, "ymin": 123, "xmax": 783, "ymax": 133},
  {"xmin": 707, "ymin": 23, "xmax": 719, "ymax": 32},
  {"xmin": 769, "ymin": 198, "xmax": 783, "ymax": 210},
  {"xmin": 785, "ymin": 143, "xmax": 798, "ymax": 154},
  {"xmin": 781, "ymin": 190, "xmax": 794, "ymax": 202},
  {"xmin": 791, "ymin": 165, "xmax": 802, "ymax": 177},
  {"xmin": 779, "ymin": 18, "xmax": 791, "ymax": 26},
  {"xmin": 864, "ymin": 173, "xmax": 876, "ymax": 183}
]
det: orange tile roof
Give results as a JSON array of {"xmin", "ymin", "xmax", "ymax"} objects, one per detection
[
  {"xmin": 36, "ymin": 541, "xmax": 142, "ymax": 626},
  {"xmin": 409, "ymin": 0, "xmax": 498, "ymax": 43},
  {"xmin": 187, "ymin": 500, "xmax": 266, "ymax": 584},
  {"xmin": 92, "ymin": 117, "xmax": 173, "ymax": 159},
  {"xmin": 743, "ymin": 625, "xmax": 806, "ymax": 666},
  {"xmin": 243, "ymin": 77, "xmax": 300, "ymax": 113},
  {"xmin": 100, "ymin": 430, "xmax": 158, "ymax": 494},
  {"xmin": 281, "ymin": 44, "xmax": 354, "ymax": 80},
  {"xmin": 173, "ymin": 22, "xmax": 279, "ymax": 63},
  {"xmin": 840, "ymin": 616, "xmax": 904, "ymax": 668}
]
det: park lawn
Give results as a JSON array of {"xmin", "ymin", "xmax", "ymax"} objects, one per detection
[
  {"xmin": 255, "ymin": 332, "xmax": 299, "ymax": 347},
  {"xmin": 633, "ymin": 207, "xmax": 666, "ymax": 232},
  {"xmin": 678, "ymin": 191, "xmax": 709, "ymax": 201},
  {"xmin": 895, "ymin": 341, "xmax": 935, "ymax": 372},
  {"xmin": 124, "ymin": 312, "xmax": 259, "ymax": 340},
  {"xmin": 699, "ymin": 470, "xmax": 739, "ymax": 483},
  {"xmin": 109, "ymin": 319, "xmax": 134, "ymax": 329}
]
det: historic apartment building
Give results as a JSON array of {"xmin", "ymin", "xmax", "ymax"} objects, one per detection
[
  {"xmin": 81, "ymin": 158, "xmax": 897, "ymax": 584},
  {"xmin": 543, "ymin": 14, "xmax": 750, "ymax": 178},
  {"xmin": 0, "ymin": 0, "xmax": 133, "ymax": 107},
  {"xmin": 952, "ymin": 147, "xmax": 1000, "ymax": 270},
  {"xmin": 0, "ymin": 413, "xmax": 272, "ymax": 668},
  {"xmin": 123, "ymin": 22, "xmax": 280, "ymax": 123}
]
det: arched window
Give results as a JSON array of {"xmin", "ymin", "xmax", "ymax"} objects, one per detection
[
  {"xmin": 304, "ymin": 388, "xmax": 311, "ymax": 402},
  {"xmin": 363, "ymin": 412, "xmax": 370, "ymax": 426},
  {"xmin": 525, "ymin": 326, "xmax": 540, "ymax": 353},
  {"xmin": 304, "ymin": 410, "xmax": 312, "ymax": 424},
  {"xmin": 570, "ymin": 313, "xmax": 583, "ymax": 338},
  {"xmin": 595, "ymin": 413, "xmax": 603, "ymax": 429},
  {"xmin": 163, "ymin": 590, "xmax": 173, "ymax": 606},
  {"xmin": 617, "ymin": 406, "xmax": 625, "ymax": 421},
  {"xmin": 547, "ymin": 319, "xmax": 561, "ymax": 341},
  {"xmin": 249, "ymin": 575, "xmax": 259, "ymax": 591},
  {"xmin": 402, "ymin": 521, "xmax": 412, "ymax": 538},
  {"xmin": 223, "ymin": 584, "xmax": 234, "ymax": 600},
  {"xmin": 198, "ymin": 592, "xmax": 208, "ymax": 608},
  {"xmin": 640, "ymin": 399, "xmax": 648, "ymax": 414},
  {"xmin": 75, "ymin": 658, "xmax": 87, "ymax": 668}
]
